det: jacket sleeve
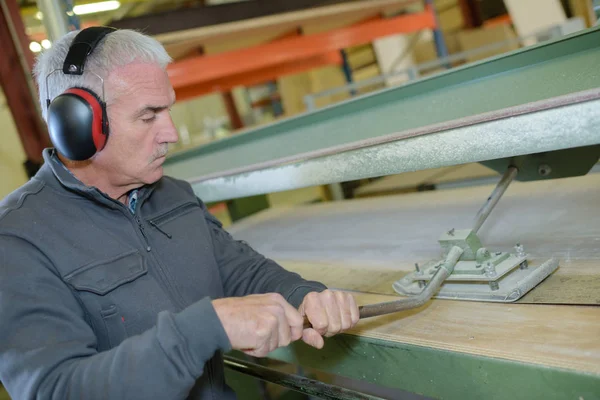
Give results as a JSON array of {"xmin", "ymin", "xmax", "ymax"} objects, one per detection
[
  {"xmin": 0, "ymin": 235, "xmax": 231, "ymax": 400},
  {"xmin": 198, "ymin": 200, "xmax": 328, "ymax": 308}
]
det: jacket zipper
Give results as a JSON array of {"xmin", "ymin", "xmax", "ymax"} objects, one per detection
[
  {"xmin": 116, "ymin": 191, "xmax": 187, "ymax": 311},
  {"xmin": 135, "ymin": 215, "xmax": 152, "ymax": 252},
  {"xmin": 135, "ymin": 215, "xmax": 187, "ymax": 310}
]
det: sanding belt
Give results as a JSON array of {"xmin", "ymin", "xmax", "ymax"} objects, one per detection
[{"xmin": 187, "ymin": 88, "xmax": 600, "ymax": 184}]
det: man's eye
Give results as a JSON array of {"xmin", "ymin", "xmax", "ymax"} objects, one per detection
[{"xmin": 142, "ymin": 116, "xmax": 156, "ymax": 123}]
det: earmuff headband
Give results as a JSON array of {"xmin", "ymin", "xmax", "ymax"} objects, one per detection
[
  {"xmin": 45, "ymin": 26, "xmax": 116, "ymax": 108},
  {"xmin": 62, "ymin": 26, "xmax": 117, "ymax": 76}
]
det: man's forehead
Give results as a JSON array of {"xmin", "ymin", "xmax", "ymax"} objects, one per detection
[{"xmin": 107, "ymin": 62, "xmax": 173, "ymax": 99}]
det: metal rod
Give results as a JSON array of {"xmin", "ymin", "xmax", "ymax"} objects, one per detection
[
  {"xmin": 357, "ymin": 246, "xmax": 462, "ymax": 318},
  {"xmin": 472, "ymin": 166, "xmax": 518, "ymax": 234},
  {"xmin": 304, "ymin": 246, "xmax": 463, "ymax": 328},
  {"xmin": 223, "ymin": 356, "xmax": 385, "ymax": 400}
]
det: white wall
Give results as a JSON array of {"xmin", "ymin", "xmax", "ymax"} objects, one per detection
[{"xmin": 0, "ymin": 88, "xmax": 29, "ymax": 200}]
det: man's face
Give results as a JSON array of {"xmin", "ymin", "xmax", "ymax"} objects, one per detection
[{"xmin": 94, "ymin": 62, "xmax": 178, "ymax": 187}]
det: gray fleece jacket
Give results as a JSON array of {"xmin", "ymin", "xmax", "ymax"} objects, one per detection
[{"xmin": 0, "ymin": 148, "xmax": 327, "ymax": 400}]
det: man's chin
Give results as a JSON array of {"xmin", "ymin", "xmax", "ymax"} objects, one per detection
[{"xmin": 142, "ymin": 167, "xmax": 164, "ymax": 185}]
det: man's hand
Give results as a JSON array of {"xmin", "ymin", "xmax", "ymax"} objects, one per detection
[
  {"xmin": 298, "ymin": 290, "xmax": 359, "ymax": 350},
  {"xmin": 212, "ymin": 293, "xmax": 304, "ymax": 357}
]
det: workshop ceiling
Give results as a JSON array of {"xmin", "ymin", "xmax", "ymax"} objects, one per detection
[
  {"xmin": 20, "ymin": 0, "xmax": 418, "ymax": 58},
  {"xmin": 20, "ymin": 0, "xmax": 252, "ymax": 41}
]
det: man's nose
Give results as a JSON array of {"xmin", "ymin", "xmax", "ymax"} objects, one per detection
[{"xmin": 159, "ymin": 114, "xmax": 179, "ymax": 144}]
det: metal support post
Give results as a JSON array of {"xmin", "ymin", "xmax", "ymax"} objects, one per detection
[
  {"xmin": 36, "ymin": 0, "xmax": 69, "ymax": 41},
  {"xmin": 340, "ymin": 49, "xmax": 356, "ymax": 96},
  {"xmin": 267, "ymin": 81, "xmax": 284, "ymax": 117},
  {"xmin": 472, "ymin": 166, "xmax": 518, "ymax": 234},
  {"xmin": 426, "ymin": 0, "xmax": 450, "ymax": 66}
]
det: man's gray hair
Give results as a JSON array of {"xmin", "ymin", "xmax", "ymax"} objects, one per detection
[{"xmin": 33, "ymin": 29, "xmax": 173, "ymax": 121}]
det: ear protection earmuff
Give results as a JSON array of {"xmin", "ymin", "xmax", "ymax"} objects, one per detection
[{"xmin": 46, "ymin": 26, "xmax": 116, "ymax": 161}]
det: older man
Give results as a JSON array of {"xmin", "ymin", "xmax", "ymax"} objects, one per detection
[{"xmin": 0, "ymin": 26, "xmax": 358, "ymax": 399}]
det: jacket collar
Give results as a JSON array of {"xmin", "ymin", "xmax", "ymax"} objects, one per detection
[{"xmin": 37, "ymin": 148, "xmax": 154, "ymax": 209}]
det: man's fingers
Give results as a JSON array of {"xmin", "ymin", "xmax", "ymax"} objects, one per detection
[
  {"xmin": 276, "ymin": 311, "xmax": 292, "ymax": 348},
  {"xmin": 271, "ymin": 294, "xmax": 304, "ymax": 341},
  {"xmin": 336, "ymin": 291, "xmax": 353, "ymax": 331},
  {"xmin": 302, "ymin": 328, "xmax": 324, "ymax": 349},
  {"xmin": 290, "ymin": 324, "xmax": 303, "ymax": 342},
  {"xmin": 303, "ymin": 293, "xmax": 329, "ymax": 336},
  {"xmin": 265, "ymin": 313, "xmax": 280, "ymax": 353},
  {"xmin": 322, "ymin": 291, "xmax": 342, "ymax": 337},
  {"xmin": 348, "ymin": 293, "xmax": 360, "ymax": 326},
  {"xmin": 265, "ymin": 293, "xmax": 303, "ymax": 343},
  {"xmin": 244, "ymin": 348, "xmax": 269, "ymax": 358}
]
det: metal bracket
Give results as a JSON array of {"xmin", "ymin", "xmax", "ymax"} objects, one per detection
[
  {"xmin": 482, "ymin": 145, "xmax": 600, "ymax": 182},
  {"xmin": 392, "ymin": 166, "xmax": 560, "ymax": 302},
  {"xmin": 393, "ymin": 235, "xmax": 559, "ymax": 302}
]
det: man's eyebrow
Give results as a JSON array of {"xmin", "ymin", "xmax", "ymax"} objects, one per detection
[{"xmin": 133, "ymin": 105, "xmax": 169, "ymax": 119}]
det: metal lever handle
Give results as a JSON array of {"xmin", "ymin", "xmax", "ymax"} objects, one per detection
[
  {"xmin": 472, "ymin": 166, "xmax": 518, "ymax": 234},
  {"xmin": 303, "ymin": 246, "xmax": 464, "ymax": 329}
]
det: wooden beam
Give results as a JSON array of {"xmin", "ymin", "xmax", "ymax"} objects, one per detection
[
  {"xmin": 222, "ymin": 91, "xmax": 243, "ymax": 130},
  {"xmin": 458, "ymin": 0, "xmax": 483, "ymax": 27},
  {"xmin": 0, "ymin": 0, "xmax": 50, "ymax": 173}
]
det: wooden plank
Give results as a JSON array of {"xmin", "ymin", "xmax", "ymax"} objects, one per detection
[
  {"xmin": 277, "ymin": 259, "xmax": 600, "ymax": 305},
  {"xmin": 344, "ymin": 291, "xmax": 600, "ymax": 374},
  {"xmin": 229, "ymin": 172, "xmax": 600, "ymax": 304},
  {"xmin": 278, "ymin": 260, "xmax": 405, "ymax": 295}
]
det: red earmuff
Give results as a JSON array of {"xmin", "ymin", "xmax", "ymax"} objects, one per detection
[{"xmin": 45, "ymin": 26, "xmax": 116, "ymax": 161}]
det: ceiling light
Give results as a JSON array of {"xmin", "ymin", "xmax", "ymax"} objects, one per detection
[
  {"xmin": 34, "ymin": 1, "xmax": 120, "ymax": 21},
  {"xmin": 42, "ymin": 39, "xmax": 52, "ymax": 49},
  {"xmin": 30, "ymin": 42, "xmax": 42, "ymax": 53},
  {"xmin": 73, "ymin": 1, "xmax": 121, "ymax": 15}
]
